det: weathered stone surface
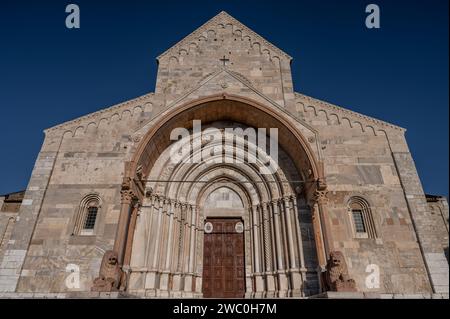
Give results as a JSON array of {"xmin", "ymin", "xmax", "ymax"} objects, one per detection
[{"xmin": 0, "ymin": 11, "xmax": 447, "ymax": 298}]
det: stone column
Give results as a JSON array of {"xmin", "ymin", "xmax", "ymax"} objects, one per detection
[
  {"xmin": 180, "ymin": 204, "xmax": 191, "ymax": 294},
  {"xmin": 164, "ymin": 201, "xmax": 175, "ymax": 270},
  {"xmin": 194, "ymin": 208, "xmax": 203, "ymax": 296},
  {"xmin": 184, "ymin": 205, "xmax": 197, "ymax": 294},
  {"xmin": 113, "ymin": 188, "xmax": 136, "ymax": 265},
  {"xmin": 123, "ymin": 203, "xmax": 141, "ymax": 267},
  {"xmin": 305, "ymin": 179, "xmax": 331, "ymax": 280},
  {"xmin": 314, "ymin": 190, "xmax": 333, "ymax": 260},
  {"xmin": 309, "ymin": 192, "xmax": 330, "ymax": 294},
  {"xmin": 128, "ymin": 203, "xmax": 151, "ymax": 293},
  {"xmin": 145, "ymin": 196, "xmax": 163, "ymax": 294},
  {"xmin": 282, "ymin": 197, "xmax": 295, "ymax": 269},
  {"xmin": 261, "ymin": 203, "xmax": 275, "ymax": 296},
  {"xmin": 284, "ymin": 196, "xmax": 304, "ymax": 296},
  {"xmin": 159, "ymin": 200, "xmax": 175, "ymax": 296},
  {"xmin": 151, "ymin": 197, "xmax": 163, "ymax": 269},
  {"xmin": 129, "ymin": 205, "xmax": 147, "ymax": 268},
  {"xmin": 292, "ymin": 196, "xmax": 307, "ymax": 272},
  {"xmin": 143, "ymin": 195, "xmax": 157, "ymax": 266},
  {"xmin": 311, "ymin": 202, "xmax": 326, "ymax": 269},
  {"xmin": 272, "ymin": 200, "xmax": 288, "ymax": 297},
  {"xmin": 251, "ymin": 205, "xmax": 264, "ymax": 297},
  {"xmin": 171, "ymin": 202, "xmax": 183, "ymax": 296}
]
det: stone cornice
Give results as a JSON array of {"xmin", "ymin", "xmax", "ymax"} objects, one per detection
[
  {"xmin": 44, "ymin": 92, "xmax": 155, "ymax": 134},
  {"xmin": 157, "ymin": 11, "xmax": 292, "ymax": 61},
  {"xmin": 295, "ymin": 92, "xmax": 405, "ymax": 132}
]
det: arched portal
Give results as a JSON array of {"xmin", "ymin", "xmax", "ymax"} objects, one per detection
[{"xmin": 104, "ymin": 95, "xmax": 331, "ymax": 298}]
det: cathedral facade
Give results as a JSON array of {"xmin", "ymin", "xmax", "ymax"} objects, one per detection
[{"xmin": 0, "ymin": 12, "xmax": 448, "ymax": 298}]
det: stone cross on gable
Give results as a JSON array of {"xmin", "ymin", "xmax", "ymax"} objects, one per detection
[{"xmin": 219, "ymin": 55, "xmax": 230, "ymax": 67}]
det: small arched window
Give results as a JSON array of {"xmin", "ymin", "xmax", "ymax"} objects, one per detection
[
  {"xmin": 74, "ymin": 194, "xmax": 101, "ymax": 236},
  {"xmin": 84, "ymin": 206, "xmax": 98, "ymax": 230},
  {"xmin": 348, "ymin": 197, "xmax": 377, "ymax": 239}
]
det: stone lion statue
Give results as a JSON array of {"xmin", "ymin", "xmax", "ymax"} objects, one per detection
[
  {"xmin": 91, "ymin": 250, "xmax": 126, "ymax": 292},
  {"xmin": 324, "ymin": 251, "xmax": 357, "ymax": 292}
]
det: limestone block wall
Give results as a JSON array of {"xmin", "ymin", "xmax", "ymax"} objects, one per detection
[
  {"xmin": 0, "ymin": 10, "xmax": 446, "ymax": 295},
  {"xmin": 425, "ymin": 196, "xmax": 449, "ymax": 293},
  {"xmin": 426, "ymin": 195, "xmax": 449, "ymax": 258},
  {"xmin": 2, "ymin": 87, "xmax": 443, "ymax": 294},
  {"xmin": 0, "ymin": 134, "xmax": 63, "ymax": 292},
  {"xmin": 1, "ymin": 94, "xmax": 157, "ymax": 293},
  {"xmin": 388, "ymin": 134, "xmax": 448, "ymax": 294},
  {"xmin": 294, "ymin": 93, "xmax": 447, "ymax": 294},
  {"xmin": 0, "ymin": 212, "xmax": 17, "ymax": 265},
  {"xmin": 1, "ymin": 85, "xmax": 445, "ymax": 295},
  {"xmin": 155, "ymin": 12, "xmax": 295, "ymax": 111}
]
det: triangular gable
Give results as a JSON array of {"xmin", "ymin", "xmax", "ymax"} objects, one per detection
[{"xmin": 157, "ymin": 11, "xmax": 292, "ymax": 61}]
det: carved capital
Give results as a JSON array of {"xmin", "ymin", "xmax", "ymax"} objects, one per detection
[
  {"xmin": 145, "ymin": 187, "xmax": 153, "ymax": 198},
  {"xmin": 120, "ymin": 176, "xmax": 138, "ymax": 204},
  {"xmin": 313, "ymin": 189, "xmax": 328, "ymax": 205},
  {"xmin": 120, "ymin": 189, "xmax": 136, "ymax": 204},
  {"xmin": 306, "ymin": 178, "xmax": 328, "ymax": 205}
]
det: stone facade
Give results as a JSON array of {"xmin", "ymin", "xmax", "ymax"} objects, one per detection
[
  {"xmin": 0, "ymin": 12, "xmax": 448, "ymax": 298},
  {"xmin": 0, "ymin": 191, "xmax": 23, "ymax": 265}
]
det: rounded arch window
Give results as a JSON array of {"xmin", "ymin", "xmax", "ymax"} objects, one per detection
[
  {"xmin": 74, "ymin": 194, "xmax": 101, "ymax": 236},
  {"xmin": 348, "ymin": 197, "xmax": 377, "ymax": 239}
]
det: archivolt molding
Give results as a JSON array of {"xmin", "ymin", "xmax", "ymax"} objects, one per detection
[
  {"xmin": 127, "ymin": 95, "xmax": 324, "ymax": 186},
  {"xmin": 157, "ymin": 11, "xmax": 291, "ymax": 63},
  {"xmin": 145, "ymin": 131, "xmax": 297, "ymax": 206},
  {"xmin": 295, "ymin": 92, "xmax": 404, "ymax": 135}
]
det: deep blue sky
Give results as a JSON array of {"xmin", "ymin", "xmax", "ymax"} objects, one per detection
[{"xmin": 0, "ymin": 0, "xmax": 448, "ymax": 197}]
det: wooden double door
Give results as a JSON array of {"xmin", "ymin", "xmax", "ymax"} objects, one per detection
[{"xmin": 202, "ymin": 218, "xmax": 245, "ymax": 298}]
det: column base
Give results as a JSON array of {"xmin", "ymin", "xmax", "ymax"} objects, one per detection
[
  {"xmin": 159, "ymin": 271, "xmax": 170, "ymax": 291},
  {"xmin": 183, "ymin": 273, "xmax": 195, "ymax": 292},
  {"xmin": 144, "ymin": 271, "xmax": 159, "ymax": 290},
  {"xmin": 276, "ymin": 271, "xmax": 289, "ymax": 297}
]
